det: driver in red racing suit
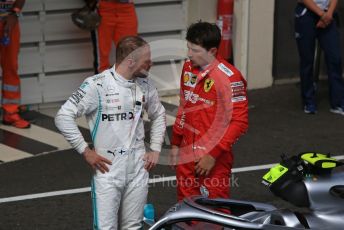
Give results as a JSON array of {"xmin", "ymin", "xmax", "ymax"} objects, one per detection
[{"xmin": 170, "ymin": 22, "xmax": 248, "ymax": 201}]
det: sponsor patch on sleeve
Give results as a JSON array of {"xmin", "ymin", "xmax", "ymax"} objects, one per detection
[
  {"xmin": 231, "ymin": 81, "xmax": 246, "ymax": 102},
  {"xmin": 69, "ymin": 87, "xmax": 87, "ymax": 106},
  {"xmin": 231, "ymin": 81, "xmax": 245, "ymax": 95},
  {"xmin": 218, "ymin": 63, "xmax": 234, "ymax": 77},
  {"xmin": 232, "ymin": 96, "xmax": 247, "ymax": 102},
  {"xmin": 92, "ymin": 74, "xmax": 105, "ymax": 82},
  {"xmin": 80, "ymin": 81, "xmax": 90, "ymax": 89}
]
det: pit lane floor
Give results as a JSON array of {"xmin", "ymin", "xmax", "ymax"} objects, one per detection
[{"xmin": 1, "ymin": 82, "xmax": 344, "ymax": 229}]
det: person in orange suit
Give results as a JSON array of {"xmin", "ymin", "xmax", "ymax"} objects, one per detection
[
  {"xmin": 0, "ymin": 0, "xmax": 30, "ymax": 128},
  {"xmin": 92, "ymin": 0, "xmax": 138, "ymax": 73}
]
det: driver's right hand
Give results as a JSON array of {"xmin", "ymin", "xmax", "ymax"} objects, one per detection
[{"xmin": 169, "ymin": 145, "xmax": 179, "ymax": 170}]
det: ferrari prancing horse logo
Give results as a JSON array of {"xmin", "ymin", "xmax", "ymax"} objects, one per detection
[{"xmin": 204, "ymin": 79, "xmax": 214, "ymax": 92}]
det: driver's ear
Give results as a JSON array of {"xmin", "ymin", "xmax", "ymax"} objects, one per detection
[
  {"xmin": 208, "ymin": 47, "xmax": 218, "ymax": 57},
  {"xmin": 127, "ymin": 58, "xmax": 136, "ymax": 68}
]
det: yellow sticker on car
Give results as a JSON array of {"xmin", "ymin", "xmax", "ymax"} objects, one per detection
[{"xmin": 262, "ymin": 164, "xmax": 288, "ymax": 184}]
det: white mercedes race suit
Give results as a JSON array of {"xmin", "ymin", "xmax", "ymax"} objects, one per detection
[{"xmin": 55, "ymin": 67, "xmax": 166, "ymax": 230}]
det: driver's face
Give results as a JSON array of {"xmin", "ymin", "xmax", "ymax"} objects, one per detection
[
  {"xmin": 187, "ymin": 42, "xmax": 213, "ymax": 68},
  {"xmin": 133, "ymin": 45, "xmax": 152, "ymax": 78}
]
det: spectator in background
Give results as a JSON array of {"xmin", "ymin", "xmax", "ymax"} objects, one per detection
[
  {"xmin": 91, "ymin": 0, "xmax": 138, "ymax": 73},
  {"xmin": 295, "ymin": 0, "xmax": 344, "ymax": 115},
  {"xmin": 0, "ymin": 0, "xmax": 30, "ymax": 128}
]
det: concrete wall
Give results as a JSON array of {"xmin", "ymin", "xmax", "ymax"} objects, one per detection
[
  {"xmin": 0, "ymin": 0, "xmax": 276, "ymax": 106},
  {"xmin": 187, "ymin": 0, "xmax": 275, "ymax": 90},
  {"xmin": 0, "ymin": 0, "xmax": 188, "ymax": 105},
  {"xmin": 243, "ymin": 0, "xmax": 274, "ymax": 89},
  {"xmin": 187, "ymin": 0, "xmax": 217, "ymax": 25}
]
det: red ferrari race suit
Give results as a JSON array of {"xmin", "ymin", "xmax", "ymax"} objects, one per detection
[{"xmin": 171, "ymin": 58, "xmax": 248, "ymax": 201}]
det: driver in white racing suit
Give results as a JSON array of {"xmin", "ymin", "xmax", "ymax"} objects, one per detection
[{"xmin": 55, "ymin": 36, "xmax": 166, "ymax": 230}]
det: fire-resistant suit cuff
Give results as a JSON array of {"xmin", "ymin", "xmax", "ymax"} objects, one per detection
[
  {"xmin": 150, "ymin": 142, "xmax": 162, "ymax": 153},
  {"xmin": 76, "ymin": 142, "xmax": 89, "ymax": 155},
  {"xmin": 171, "ymin": 134, "xmax": 182, "ymax": 147},
  {"xmin": 209, "ymin": 145, "xmax": 224, "ymax": 159}
]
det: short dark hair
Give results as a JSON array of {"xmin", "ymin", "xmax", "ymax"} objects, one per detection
[
  {"xmin": 186, "ymin": 22, "xmax": 221, "ymax": 50},
  {"xmin": 116, "ymin": 36, "xmax": 148, "ymax": 64}
]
